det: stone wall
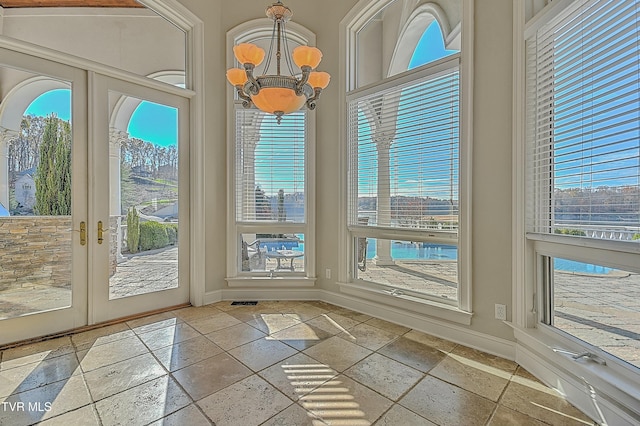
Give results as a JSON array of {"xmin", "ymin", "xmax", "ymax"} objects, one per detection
[{"xmin": 0, "ymin": 217, "xmax": 72, "ymax": 291}]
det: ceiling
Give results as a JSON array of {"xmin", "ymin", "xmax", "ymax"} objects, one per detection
[{"xmin": 0, "ymin": 0, "xmax": 143, "ymax": 7}]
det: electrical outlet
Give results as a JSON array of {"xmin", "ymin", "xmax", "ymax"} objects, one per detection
[
  {"xmin": 325, "ymin": 268, "xmax": 331, "ymax": 279},
  {"xmin": 495, "ymin": 304, "xmax": 507, "ymax": 321}
]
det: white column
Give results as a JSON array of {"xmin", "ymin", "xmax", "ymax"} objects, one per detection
[
  {"xmin": 374, "ymin": 131, "xmax": 395, "ymax": 266},
  {"xmin": 109, "ymin": 128, "xmax": 127, "ymax": 261},
  {"xmin": 242, "ymin": 129, "xmax": 260, "ymax": 221},
  {"xmin": 0, "ymin": 127, "xmax": 18, "ymax": 212}
]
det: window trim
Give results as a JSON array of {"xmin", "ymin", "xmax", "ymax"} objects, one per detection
[
  {"xmin": 339, "ymin": 0, "xmax": 473, "ymax": 316},
  {"xmin": 225, "ymin": 19, "xmax": 317, "ymax": 284}
]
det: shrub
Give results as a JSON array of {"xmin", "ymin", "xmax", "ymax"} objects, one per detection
[
  {"xmin": 139, "ymin": 221, "xmax": 169, "ymax": 251},
  {"xmin": 165, "ymin": 223, "xmax": 178, "ymax": 245},
  {"xmin": 554, "ymin": 228, "xmax": 586, "ymax": 236},
  {"xmin": 126, "ymin": 207, "xmax": 140, "ymax": 253},
  {"xmin": 633, "ymin": 233, "xmax": 640, "ymax": 240}
]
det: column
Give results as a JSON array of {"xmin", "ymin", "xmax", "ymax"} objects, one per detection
[
  {"xmin": 374, "ymin": 131, "xmax": 395, "ymax": 266},
  {"xmin": 109, "ymin": 128, "xmax": 128, "ymax": 262},
  {"xmin": 0, "ymin": 127, "xmax": 19, "ymax": 212},
  {"xmin": 242, "ymin": 129, "xmax": 260, "ymax": 221}
]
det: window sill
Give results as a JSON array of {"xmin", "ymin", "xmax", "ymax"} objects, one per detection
[
  {"xmin": 226, "ymin": 276, "xmax": 316, "ymax": 287},
  {"xmin": 510, "ymin": 324, "xmax": 640, "ymax": 422},
  {"xmin": 337, "ymin": 281, "xmax": 472, "ymax": 325}
]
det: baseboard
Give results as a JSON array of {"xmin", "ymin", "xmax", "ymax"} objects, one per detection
[
  {"xmin": 203, "ymin": 287, "xmax": 515, "ymax": 359},
  {"xmin": 319, "ymin": 289, "xmax": 516, "ymax": 360}
]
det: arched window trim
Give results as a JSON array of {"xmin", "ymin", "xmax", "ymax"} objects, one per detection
[
  {"xmin": 339, "ymin": 0, "xmax": 474, "ymax": 319},
  {"xmin": 388, "ymin": 3, "xmax": 459, "ymax": 76}
]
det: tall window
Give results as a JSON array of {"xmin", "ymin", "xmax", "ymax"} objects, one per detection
[
  {"xmin": 526, "ymin": 0, "xmax": 640, "ymax": 371},
  {"xmin": 233, "ymin": 108, "xmax": 309, "ymax": 276},
  {"xmin": 347, "ymin": 16, "xmax": 462, "ymax": 306}
]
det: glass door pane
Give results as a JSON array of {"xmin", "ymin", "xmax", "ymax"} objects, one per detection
[
  {"xmin": 108, "ymin": 95, "xmax": 180, "ymax": 300},
  {"xmin": 0, "ymin": 48, "xmax": 88, "ymax": 344}
]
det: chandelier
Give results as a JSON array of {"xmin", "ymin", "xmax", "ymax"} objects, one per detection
[{"xmin": 226, "ymin": 1, "xmax": 330, "ymax": 124}]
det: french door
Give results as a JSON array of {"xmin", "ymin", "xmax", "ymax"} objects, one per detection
[
  {"xmin": 0, "ymin": 46, "xmax": 190, "ymax": 345},
  {"xmin": 0, "ymin": 48, "xmax": 88, "ymax": 344},
  {"xmin": 90, "ymin": 74, "xmax": 190, "ymax": 324}
]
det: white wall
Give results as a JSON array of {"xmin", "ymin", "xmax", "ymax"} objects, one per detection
[{"xmin": 1, "ymin": 7, "xmax": 185, "ymax": 77}]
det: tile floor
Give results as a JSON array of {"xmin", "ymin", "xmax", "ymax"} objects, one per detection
[{"xmin": 0, "ymin": 301, "xmax": 596, "ymax": 425}]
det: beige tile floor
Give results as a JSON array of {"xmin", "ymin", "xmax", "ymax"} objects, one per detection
[{"xmin": 0, "ymin": 301, "xmax": 596, "ymax": 426}]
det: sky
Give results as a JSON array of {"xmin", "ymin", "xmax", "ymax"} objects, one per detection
[
  {"xmin": 24, "ymin": 89, "xmax": 71, "ymax": 121},
  {"xmin": 25, "ymin": 91, "xmax": 178, "ymax": 147},
  {"xmin": 409, "ymin": 20, "xmax": 458, "ymax": 69}
]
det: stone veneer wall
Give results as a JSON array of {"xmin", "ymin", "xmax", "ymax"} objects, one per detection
[{"xmin": 0, "ymin": 217, "xmax": 72, "ymax": 291}]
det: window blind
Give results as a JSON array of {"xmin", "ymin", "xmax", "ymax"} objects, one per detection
[
  {"xmin": 527, "ymin": 0, "xmax": 640, "ymax": 237},
  {"xmin": 347, "ymin": 61, "xmax": 460, "ymax": 232},
  {"xmin": 235, "ymin": 108, "xmax": 306, "ymax": 223}
]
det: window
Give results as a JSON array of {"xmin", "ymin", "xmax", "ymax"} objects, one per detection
[
  {"xmin": 347, "ymin": 57, "xmax": 460, "ymax": 304},
  {"xmin": 232, "ymin": 108, "xmax": 310, "ymax": 277},
  {"xmin": 526, "ymin": 0, "xmax": 640, "ymax": 372},
  {"xmin": 343, "ymin": 0, "xmax": 470, "ymax": 316}
]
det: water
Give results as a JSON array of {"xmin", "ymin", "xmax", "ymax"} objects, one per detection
[
  {"xmin": 366, "ymin": 240, "xmax": 458, "ymax": 261},
  {"xmin": 364, "ymin": 240, "xmax": 613, "ymax": 274},
  {"xmin": 554, "ymin": 258, "xmax": 612, "ymax": 274}
]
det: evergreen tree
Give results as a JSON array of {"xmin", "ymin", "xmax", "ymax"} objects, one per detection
[
  {"xmin": 127, "ymin": 206, "xmax": 140, "ymax": 253},
  {"xmin": 34, "ymin": 114, "xmax": 72, "ymax": 215}
]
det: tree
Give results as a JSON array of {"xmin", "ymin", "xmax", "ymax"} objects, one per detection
[
  {"xmin": 127, "ymin": 206, "xmax": 140, "ymax": 253},
  {"xmin": 34, "ymin": 114, "xmax": 71, "ymax": 215}
]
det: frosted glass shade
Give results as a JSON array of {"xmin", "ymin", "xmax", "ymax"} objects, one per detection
[
  {"xmin": 308, "ymin": 71, "xmax": 331, "ymax": 89},
  {"xmin": 292, "ymin": 46, "xmax": 322, "ymax": 69},
  {"xmin": 251, "ymin": 87, "xmax": 307, "ymax": 114},
  {"xmin": 233, "ymin": 43, "xmax": 265, "ymax": 66},
  {"xmin": 226, "ymin": 68, "xmax": 248, "ymax": 86}
]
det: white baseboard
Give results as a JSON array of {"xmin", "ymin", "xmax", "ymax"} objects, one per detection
[
  {"xmin": 203, "ymin": 288, "xmax": 515, "ymax": 360},
  {"xmin": 320, "ymin": 289, "xmax": 516, "ymax": 360}
]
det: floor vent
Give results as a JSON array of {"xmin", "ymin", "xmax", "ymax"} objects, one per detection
[{"xmin": 230, "ymin": 301, "xmax": 258, "ymax": 306}]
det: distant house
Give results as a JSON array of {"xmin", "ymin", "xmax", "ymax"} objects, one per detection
[
  {"xmin": 15, "ymin": 170, "xmax": 36, "ymax": 210},
  {"xmin": 131, "ymin": 165, "xmax": 151, "ymax": 177}
]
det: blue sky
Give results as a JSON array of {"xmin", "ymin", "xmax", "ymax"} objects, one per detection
[
  {"xmin": 24, "ymin": 89, "xmax": 71, "ymax": 121},
  {"xmin": 25, "ymin": 92, "xmax": 177, "ymax": 147},
  {"xmin": 409, "ymin": 20, "xmax": 458, "ymax": 69},
  {"xmin": 127, "ymin": 101, "xmax": 177, "ymax": 147}
]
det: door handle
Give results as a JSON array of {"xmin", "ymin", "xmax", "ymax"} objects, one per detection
[
  {"xmin": 80, "ymin": 221, "xmax": 86, "ymax": 246},
  {"xmin": 97, "ymin": 221, "xmax": 110, "ymax": 244}
]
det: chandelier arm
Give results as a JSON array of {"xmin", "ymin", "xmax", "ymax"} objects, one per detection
[
  {"xmin": 243, "ymin": 64, "xmax": 261, "ymax": 95},
  {"xmin": 295, "ymin": 65, "xmax": 311, "ymax": 95},
  {"xmin": 235, "ymin": 85, "xmax": 253, "ymax": 108},
  {"xmin": 306, "ymin": 87, "xmax": 323, "ymax": 110}
]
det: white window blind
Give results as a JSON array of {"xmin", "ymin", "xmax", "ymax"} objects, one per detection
[
  {"xmin": 235, "ymin": 109, "xmax": 306, "ymax": 223},
  {"xmin": 527, "ymin": 0, "xmax": 640, "ymax": 238},
  {"xmin": 347, "ymin": 59, "xmax": 460, "ymax": 232}
]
